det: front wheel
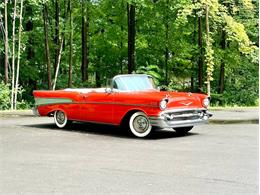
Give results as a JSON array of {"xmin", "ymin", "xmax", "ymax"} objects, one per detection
[
  {"xmin": 54, "ymin": 110, "xmax": 71, "ymax": 128},
  {"xmin": 128, "ymin": 112, "xmax": 152, "ymax": 138},
  {"xmin": 173, "ymin": 126, "xmax": 193, "ymax": 135}
]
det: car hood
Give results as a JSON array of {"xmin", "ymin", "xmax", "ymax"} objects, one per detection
[{"xmin": 130, "ymin": 90, "xmax": 206, "ymax": 108}]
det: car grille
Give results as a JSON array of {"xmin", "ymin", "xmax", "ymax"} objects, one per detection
[{"xmin": 162, "ymin": 109, "xmax": 206, "ymax": 122}]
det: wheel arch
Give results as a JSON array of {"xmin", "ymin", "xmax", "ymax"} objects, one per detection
[
  {"xmin": 46, "ymin": 107, "xmax": 67, "ymax": 117},
  {"xmin": 120, "ymin": 108, "xmax": 148, "ymax": 127}
]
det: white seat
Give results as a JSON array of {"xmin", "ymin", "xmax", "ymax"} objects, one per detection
[{"xmin": 64, "ymin": 88, "xmax": 106, "ymax": 93}]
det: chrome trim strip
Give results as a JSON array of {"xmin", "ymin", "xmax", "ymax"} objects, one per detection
[
  {"xmin": 35, "ymin": 98, "xmax": 158, "ymax": 108},
  {"xmin": 80, "ymin": 101, "xmax": 158, "ymax": 107},
  {"xmin": 35, "ymin": 97, "xmax": 73, "ymax": 106},
  {"xmin": 160, "ymin": 108, "xmax": 206, "ymax": 115},
  {"xmin": 167, "ymin": 113, "xmax": 201, "ymax": 118},
  {"xmin": 69, "ymin": 119, "xmax": 119, "ymax": 126}
]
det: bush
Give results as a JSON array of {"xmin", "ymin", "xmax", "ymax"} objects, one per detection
[
  {"xmin": 0, "ymin": 82, "xmax": 32, "ymax": 110},
  {"xmin": 0, "ymin": 82, "xmax": 11, "ymax": 110}
]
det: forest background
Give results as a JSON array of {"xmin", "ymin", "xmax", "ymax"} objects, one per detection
[{"xmin": 0, "ymin": 0, "xmax": 259, "ymax": 110}]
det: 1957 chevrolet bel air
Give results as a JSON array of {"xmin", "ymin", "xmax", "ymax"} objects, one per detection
[{"xmin": 33, "ymin": 74, "xmax": 212, "ymax": 138}]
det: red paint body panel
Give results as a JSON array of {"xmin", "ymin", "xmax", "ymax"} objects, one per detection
[{"xmin": 33, "ymin": 88, "xmax": 207, "ymax": 126}]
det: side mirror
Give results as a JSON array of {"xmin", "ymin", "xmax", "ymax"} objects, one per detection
[{"xmin": 105, "ymin": 88, "xmax": 112, "ymax": 93}]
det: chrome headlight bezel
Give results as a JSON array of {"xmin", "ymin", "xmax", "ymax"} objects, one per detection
[
  {"xmin": 159, "ymin": 99, "xmax": 168, "ymax": 110},
  {"xmin": 203, "ymin": 97, "xmax": 210, "ymax": 108}
]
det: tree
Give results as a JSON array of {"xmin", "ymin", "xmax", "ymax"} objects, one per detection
[
  {"xmin": 4, "ymin": 0, "xmax": 8, "ymax": 84},
  {"xmin": 43, "ymin": 3, "xmax": 52, "ymax": 90},
  {"xmin": 10, "ymin": 0, "xmax": 17, "ymax": 110},
  {"xmin": 81, "ymin": 1, "xmax": 89, "ymax": 82},
  {"xmin": 127, "ymin": 2, "xmax": 135, "ymax": 73},
  {"xmin": 68, "ymin": 0, "xmax": 73, "ymax": 88},
  {"xmin": 0, "ymin": 0, "xmax": 258, "ymax": 109},
  {"xmin": 198, "ymin": 16, "xmax": 203, "ymax": 92},
  {"xmin": 204, "ymin": 4, "xmax": 214, "ymax": 97},
  {"xmin": 14, "ymin": 0, "xmax": 24, "ymax": 110},
  {"xmin": 176, "ymin": 0, "xmax": 257, "ymax": 96},
  {"xmin": 54, "ymin": 0, "xmax": 60, "ymax": 73}
]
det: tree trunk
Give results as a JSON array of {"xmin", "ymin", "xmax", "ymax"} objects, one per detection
[
  {"xmin": 53, "ymin": 1, "xmax": 70, "ymax": 90},
  {"xmin": 26, "ymin": 10, "xmax": 34, "ymax": 59},
  {"xmin": 11, "ymin": 0, "xmax": 17, "ymax": 110},
  {"xmin": 205, "ymin": 5, "xmax": 210, "ymax": 97},
  {"xmin": 81, "ymin": 2, "xmax": 89, "ymax": 82},
  {"xmin": 191, "ymin": 14, "xmax": 197, "ymax": 92},
  {"xmin": 53, "ymin": 37, "xmax": 64, "ymax": 90},
  {"xmin": 164, "ymin": 45, "xmax": 169, "ymax": 85},
  {"xmin": 43, "ymin": 4, "xmax": 52, "ymax": 90},
  {"xmin": 198, "ymin": 16, "xmax": 203, "ymax": 92},
  {"xmin": 14, "ymin": 0, "xmax": 24, "ymax": 110},
  {"xmin": 96, "ymin": 57, "xmax": 101, "ymax": 87},
  {"xmin": 54, "ymin": 0, "xmax": 60, "ymax": 72},
  {"xmin": 218, "ymin": 30, "xmax": 225, "ymax": 94},
  {"xmin": 68, "ymin": 0, "xmax": 73, "ymax": 88},
  {"xmin": 164, "ymin": 0, "xmax": 169, "ymax": 85},
  {"xmin": 127, "ymin": 3, "xmax": 135, "ymax": 74},
  {"xmin": 4, "ymin": 0, "xmax": 9, "ymax": 84},
  {"xmin": 120, "ymin": 28, "xmax": 123, "ymax": 74}
]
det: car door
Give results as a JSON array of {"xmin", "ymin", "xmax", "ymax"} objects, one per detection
[{"xmin": 80, "ymin": 91, "xmax": 114, "ymax": 124}]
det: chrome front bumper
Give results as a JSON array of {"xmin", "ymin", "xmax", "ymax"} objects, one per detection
[{"xmin": 149, "ymin": 108, "xmax": 213, "ymax": 128}]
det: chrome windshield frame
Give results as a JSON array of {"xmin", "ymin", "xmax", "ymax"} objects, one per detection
[{"xmin": 110, "ymin": 74, "xmax": 156, "ymax": 92}]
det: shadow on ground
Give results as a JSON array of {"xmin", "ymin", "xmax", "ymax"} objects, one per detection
[{"xmin": 23, "ymin": 121, "xmax": 198, "ymax": 140}]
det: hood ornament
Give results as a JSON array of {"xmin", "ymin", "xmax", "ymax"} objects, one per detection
[{"xmin": 180, "ymin": 101, "xmax": 192, "ymax": 106}]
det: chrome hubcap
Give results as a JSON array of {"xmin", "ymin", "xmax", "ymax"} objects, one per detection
[
  {"xmin": 56, "ymin": 111, "xmax": 65, "ymax": 124},
  {"xmin": 133, "ymin": 115, "xmax": 149, "ymax": 133}
]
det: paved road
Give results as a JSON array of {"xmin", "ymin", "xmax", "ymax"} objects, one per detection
[{"xmin": 0, "ymin": 116, "xmax": 258, "ymax": 195}]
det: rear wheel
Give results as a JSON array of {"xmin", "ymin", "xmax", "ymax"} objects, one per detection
[
  {"xmin": 174, "ymin": 126, "xmax": 193, "ymax": 135},
  {"xmin": 54, "ymin": 110, "xmax": 71, "ymax": 128},
  {"xmin": 129, "ymin": 112, "xmax": 152, "ymax": 138}
]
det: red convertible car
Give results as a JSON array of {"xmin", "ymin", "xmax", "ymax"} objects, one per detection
[{"xmin": 33, "ymin": 74, "xmax": 212, "ymax": 138}]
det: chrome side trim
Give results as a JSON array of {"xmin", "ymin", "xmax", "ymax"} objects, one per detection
[
  {"xmin": 35, "ymin": 97, "xmax": 73, "ymax": 106},
  {"xmin": 35, "ymin": 98, "xmax": 158, "ymax": 108},
  {"xmin": 67, "ymin": 118, "xmax": 119, "ymax": 126},
  {"xmin": 80, "ymin": 101, "xmax": 158, "ymax": 108}
]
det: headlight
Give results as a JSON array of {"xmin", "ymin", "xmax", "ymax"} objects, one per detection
[
  {"xmin": 203, "ymin": 98, "xmax": 210, "ymax": 108},
  {"xmin": 159, "ymin": 99, "xmax": 168, "ymax": 110}
]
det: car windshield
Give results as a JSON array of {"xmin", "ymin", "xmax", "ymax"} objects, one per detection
[{"xmin": 112, "ymin": 75, "xmax": 156, "ymax": 92}]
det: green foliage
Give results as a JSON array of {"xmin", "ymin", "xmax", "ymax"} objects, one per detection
[
  {"xmin": 0, "ymin": 0, "xmax": 258, "ymax": 108},
  {"xmin": 136, "ymin": 65, "xmax": 163, "ymax": 85},
  {"xmin": 0, "ymin": 82, "xmax": 11, "ymax": 110},
  {"xmin": 166, "ymin": 77, "xmax": 192, "ymax": 92},
  {"xmin": 0, "ymin": 82, "xmax": 32, "ymax": 110},
  {"xmin": 224, "ymin": 14, "xmax": 255, "ymax": 54},
  {"xmin": 205, "ymin": 36, "xmax": 214, "ymax": 82}
]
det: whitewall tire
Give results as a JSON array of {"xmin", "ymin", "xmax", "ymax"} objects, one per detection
[
  {"xmin": 54, "ymin": 110, "xmax": 69, "ymax": 128},
  {"xmin": 129, "ymin": 112, "xmax": 152, "ymax": 138}
]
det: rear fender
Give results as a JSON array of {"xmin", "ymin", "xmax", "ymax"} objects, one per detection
[{"xmin": 38, "ymin": 105, "xmax": 67, "ymax": 118}]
